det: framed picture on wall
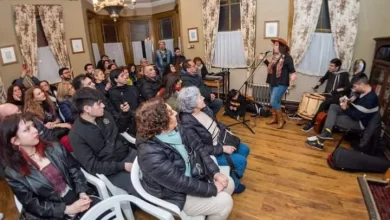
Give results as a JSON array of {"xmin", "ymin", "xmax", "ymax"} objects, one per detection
[
  {"xmin": 188, "ymin": 27, "xmax": 199, "ymax": 43},
  {"xmin": 264, "ymin": 21, "xmax": 279, "ymax": 39},
  {"xmin": 0, "ymin": 45, "xmax": 18, "ymax": 66},
  {"xmin": 70, "ymin": 38, "xmax": 85, "ymax": 54}
]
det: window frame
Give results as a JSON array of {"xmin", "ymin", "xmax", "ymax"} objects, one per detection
[
  {"xmin": 219, "ymin": 0, "xmax": 241, "ymax": 32},
  {"xmin": 315, "ymin": 0, "xmax": 331, "ymax": 33}
]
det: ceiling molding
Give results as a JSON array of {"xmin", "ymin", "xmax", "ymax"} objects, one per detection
[{"xmin": 134, "ymin": 0, "xmax": 175, "ymax": 8}]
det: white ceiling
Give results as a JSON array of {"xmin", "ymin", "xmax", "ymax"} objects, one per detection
[{"xmin": 87, "ymin": 0, "xmax": 175, "ymax": 8}]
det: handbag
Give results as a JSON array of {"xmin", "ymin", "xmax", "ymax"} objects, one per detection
[
  {"xmin": 219, "ymin": 129, "xmax": 240, "ymax": 149},
  {"xmin": 188, "ymin": 147, "xmax": 211, "ymax": 182}
]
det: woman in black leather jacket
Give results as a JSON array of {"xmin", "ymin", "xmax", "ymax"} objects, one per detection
[
  {"xmin": 136, "ymin": 98, "xmax": 234, "ymax": 220},
  {"xmin": 0, "ymin": 113, "xmax": 94, "ymax": 220}
]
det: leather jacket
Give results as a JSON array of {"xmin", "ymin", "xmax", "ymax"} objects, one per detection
[{"xmin": 4, "ymin": 143, "xmax": 89, "ymax": 219}]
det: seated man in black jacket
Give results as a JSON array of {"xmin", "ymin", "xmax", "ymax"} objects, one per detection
[
  {"xmin": 69, "ymin": 88, "xmax": 138, "ymax": 195},
  {"xmin": 181, "ymin": 59, "xmax": 223, "ymax": 115},
  {"xmin": 302, "ymin": 58, "xmax": 350, "ymax": 132},
  {"xmin": 306, "ymin": 74, "xmax": 379, "ymax": 150},
  {"xmin": 137, "ymin": 65, "xmax": 162, "ymax": 101}
]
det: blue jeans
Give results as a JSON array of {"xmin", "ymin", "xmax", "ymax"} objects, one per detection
[
  {"xmin": 216, "ymin": 143, "xmax": 250, "ymax": 189},
  {"xmin": 208, "ymin": 98, "xmax": 223, "ymax": 115},
  {"xmin": 270, "ymin": 85, "xmax": 288, "ymax": 110}
]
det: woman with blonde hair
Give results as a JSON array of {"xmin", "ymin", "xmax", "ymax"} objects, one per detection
[
  {"xmin": 57, "ymin": 82, "xmax": 76, "ymax": 123},
  {"xmin": 24, "ymin": 86, "xmax": 71, "ymax": 130},
  {"xmin": 92, "ymin": 69, "xmax": 111, "ymax": 96}
]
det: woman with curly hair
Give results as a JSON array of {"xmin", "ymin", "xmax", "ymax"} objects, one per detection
[
  {"xmin": 7, "ymin": 84, "xmax": 24, "ymax": 109},
  {"xmin": 0, "ymin": 113, "xmax": 96, "ymax": 219},
  {"xmin": 136, "ymin": 98, "xmax": 234, "ymax": 219},
  {"xmin": 24, "ymin": 86, "xmax": 70, "ymax": 130}
]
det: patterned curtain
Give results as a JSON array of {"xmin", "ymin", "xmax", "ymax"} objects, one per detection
[
  {"xmin": 13, "ymin": 5, "xmax": 38, "ymax": 76},
  {"xmin": 201, "ymin": 0, "xmax": 220, "ymax": 69},
  {"xmin": 328, "ymin": 0, "xmax": 360, "ymax": 71},
  {"xmin": 0, "ymin": 76, "xmax": 6, "ymax": 104},
  {"xmin": 38, "ymin": 5, "xmax": 70, "ymax": 69},
  {"xmin": 240, "ymin": 0, "xmax": 257, "ymax": 67},
  {"xmin": 290, "ymin": 0, "xmax": 322, "ymax": 67}
]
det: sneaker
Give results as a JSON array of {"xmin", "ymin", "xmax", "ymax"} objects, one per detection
[
  {"xmin": 317, "ymin": 128, "xmax": 333, "ymax": 140},
  {"xmin": 306, "ymin": 139, "xmax": 324, "ymax": 151},
  {"xmin": 236, "ymin": 116, "xmax": 240, "ymax": 121},
  {"xmin": 234, "ymin": 183, "xmax": 246, "ymax": 194},
  {"xmin": 302, "ymin": 122, "xmax": 314, "ymax": 132},
  {"xmin": 307, "ymin": 136, "xmax": 317, "ymax": 142}
]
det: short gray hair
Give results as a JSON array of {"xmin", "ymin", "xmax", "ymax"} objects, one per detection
[{"xmin": 177, "ymin": 86, "xmax": 200, "ymax": 113}]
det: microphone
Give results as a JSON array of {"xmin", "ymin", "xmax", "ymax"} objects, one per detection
[{"xmin": 260, "ymin": 50, "xmax": 272, "ymax": 55}]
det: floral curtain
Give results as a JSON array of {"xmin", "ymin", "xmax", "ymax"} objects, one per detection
[
  {"xmin": 13, "ymin": 5, "xmax": 38, "ymax": 76},
  {"xmin": 290, "ymin": 0, "xmax": 322, "ymax": 67},
  {"xmin": 328, "ymin": 0, "xmax": 360, "ymax": 71},
  {"xmin": 240, "ymin": 0, "xmax": 257, "ymax": 67},
  {"xmin": 0, "ymin": 76, "xmax": 6, "ymax": 104},
  {"xmin": 201, "ymin": 0, "xmax": 220, "ymax": 69},
  {"xmin": 38, "ymin": 5, "xmax": 70, "ymax": 69}
]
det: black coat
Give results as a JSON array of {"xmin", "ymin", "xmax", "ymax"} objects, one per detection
[
  {"xmin": 108, "ymin": 85, "xmax": 140, "ymax": 113},
  {"xmin": 319, "ymin": 70, "xmax": 350, "ymax": 96},
  {"xmin": 58, "ymin": 99, "xmax": 74, "ymax": 123},
  {"xmin": 181, "ymin": 72, "xmax": 212, "ymax": 103},
  {"xmin": 179, "ymin": 107, "xmax": 225, "ymax": 156},
  {"xmin": 4, "ymin": 143, "xmax": 88, "ymax": 219},
  {"xmin": 137, "ymin": 76, "xmax": 162, "ymax": 101},
  {"xmin": 136, "ymin": 126, "xmax": 219, "ymax": 210},
  {"xmin": 69, "ymin": 110, "xmax": 136, "ymax": 176}
]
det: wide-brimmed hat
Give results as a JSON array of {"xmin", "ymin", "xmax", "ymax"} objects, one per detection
[{"xmin": 271, "ymin": 38, "xmax": 290, "ymax": 51}]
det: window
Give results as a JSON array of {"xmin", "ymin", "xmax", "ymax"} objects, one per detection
[
  {"xmin": 130, "ymin": 20, "xmax": 150, "ymax": 41},
  {"xmin": 159, "ymin": 18, "xmax": 173, "ymax": 40},
  {"xmin": 129, "ymin": 20, "xmax": 153, "ymax": 64},
  {"xmin": 102, "ymin": 22, "xmax": 119, "ymax": 43},
  {"xmin": 316, "ymin": 0, "xmax": 331, "ymax": 33},
  {"xmin": 218, "ymin": 0, "xmax": 241, "ymax": 32}
]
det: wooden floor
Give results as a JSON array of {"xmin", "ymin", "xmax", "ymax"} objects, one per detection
[{"xmin": 0, "ymin": 113, "xmax": 383, "ymax": 220}]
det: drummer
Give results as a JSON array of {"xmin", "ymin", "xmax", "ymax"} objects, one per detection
[{"xmin": 302, "ymin": 58, "xmax": 350, "ymax": 132}]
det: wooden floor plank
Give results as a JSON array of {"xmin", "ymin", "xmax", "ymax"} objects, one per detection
[{"xmin": 0, "ymin": 113, "xmax": 383, "ymax": 220}]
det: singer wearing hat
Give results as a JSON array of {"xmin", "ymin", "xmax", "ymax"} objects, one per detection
[{"xmin": 259, "ymin": 38, "xmax": 297, "ymax": 129}]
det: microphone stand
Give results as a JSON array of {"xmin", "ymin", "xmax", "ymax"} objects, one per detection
[{"xmin": 227, "ymin": 53, "xmax": 270, "ymax": 134}]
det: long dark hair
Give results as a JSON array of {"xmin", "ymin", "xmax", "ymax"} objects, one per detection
[
  {"xmin": 128, "ymin": 63, "xmax": 137, "ymax": 74},
  {"xmin": 0, "ymin": 113, "xmax": 46, "ymax": 175},
  {"xmin": 162, "ymin": 74, "xmax": 180, "ymax": 100},
  {"xmin": 6, "ymin": 84, "xmax": 24, "ymax": 105},
  {"xmin": 278, "ymin": 44, "xmax": 289, "ymax": 55},
  {"xmin": 163, "ymin": 64, "xmax": 176, "ymax": 77}
]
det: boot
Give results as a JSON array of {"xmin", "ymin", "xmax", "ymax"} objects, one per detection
[
  {"xmin": 276, "ymin": 110, "xmax": 286, "ymax": 129},
  {"xmin": 266, "ymin": 109, "xmax": 278, "ymax": 125}
]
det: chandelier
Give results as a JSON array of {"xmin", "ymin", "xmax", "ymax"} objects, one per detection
[{"xmin": 92, "ymin": 0, "xmax": 136, "ymax": 22}]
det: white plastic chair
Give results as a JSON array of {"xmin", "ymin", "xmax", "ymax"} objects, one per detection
[
  {"xmin": 121, "ymin": 132, "xmax": 136, "ymax": 144},
  {"xmin": 131, "ymin": 157, "xmax": 205, "ymax": 220},
  {"xmin": 81, "ymin": 194, "xmax": 174, "ymax": 220},
  {"xmin": 95, "ymin": 173, "xmax": 135, "ymax": 220},
  {"xmin": 80, "ymin": 168, "xmax": 110, "ymax": 200}
]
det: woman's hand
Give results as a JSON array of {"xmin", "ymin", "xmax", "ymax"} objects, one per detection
[
  {"xmin": 64, "ymin": 199, "xmax": 92, "ymax": 215},
  {"xmin": 214, "ymin": 173, "xmax": 228, "ymax": 187},
  {"xmin": 54, "ymin": 123, "xmax": 72, "ymax": 129},
  {"xmin": 13, "ymin": 94, "xmax": 21, "ymax": 101},
  {"xmin": 258, "ymin": 53, "xmax": 265, "ymax": 60},
  {"xmin": 223, "ymin": 145, "xmax": 236, "ymax": 155},
  {"xmin": 45, "ymin": 122, "xmax": 55, "ymax": 129},
  {"xmin": 290, "ymin": 73, "xmax": 297, "ymax": 82},
  {"xmin": 215, "ymin": 181, "xmax": 225, "ymax": 193},
  {"xmin": 105, "ymin": 82, "xmax": 111, "ymax": 91},
  {"xmin": 79, "ymin": 193, "xmax": 91, "ymax": 202}
]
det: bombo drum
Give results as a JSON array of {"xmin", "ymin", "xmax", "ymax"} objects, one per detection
[{"xmin": 297, "ymin": 93, "xmax": 326, "ymax": 120}]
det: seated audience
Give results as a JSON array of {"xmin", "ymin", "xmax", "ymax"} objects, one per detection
[
  {"xmin": 136, "ymin": 98, "xmax": 234, "ymax": 219},
  {"xmin": 15, "ymin": 65, "xmax": 40, "ymax": 89},
  {"xmin": 224, "ymin": 89, "xmax": 246, "ymax": 120},
  {"xmin": 157, "ymin": 73, "xmax": 182, "ymax": 111},
  {"xmin": 0, "ymin": 113, "xmax": 95, "ymax": 219},
  {"xmin": 57, "ymin": 82, "xmax": 76, "ymax": 123},
  {"xmin": 69, "ymin": 88, "xmax": 137, "ymax": 195},
  {"xmin": 193, "ymin": 57, "xmax": 209, "ymax": 79},
  {"xmin": 92, "ymin": 69, "xmax": 111, "ymax": 96},
  {"xmin": 108, "ymin": 63, "xmax": 118, "ymax": 71},
  {"xmin": 109, "ymin": 69, "xmax": 140, "ymax": 114},
  {"xmin": 163, "ymin": 63, "xmax": 177, "ymax": 78},
  {"xmin": 39, "ymin": 80, "xmax": 58, "ymax": 105},
  {"xmin": 137, "ymin": 65, "xmax": 162, "ymax": 101},
  {"xmin": 84, "ymin": 63, "xmax": 95, "ymax": 78},
  {"xmin": 172, "ymin": 47, "xmax": 186, "ymax": 66},
  {"xmin": 181, "ymin": 60, "xmax": 223, "ymax": 115},
  {"xmin": 302, "ymin": 58, "xmax": 350, "ymax": 132},
  {"xmin": 6, "ymin": 84, "xmax": 24, "ymax": 109},
  {"xmin": 127, "ymin": 63, "xmax": 138, "ymax": 85},
  {"xmin": 24, "ymin": 86, "xmax": 71, "ymax": 130},
  {"xmin": 121, "ymin": 66, "xmax": 132, "ymax": 85},
  {"xmin": 59, "ymin": 67, "xmax": 72, "ymax": 82},
  {"xmin": 96, "ymin": 55, "xmax": 109, "ymax": 70},
  {"xmin": 139, "ymin": 58, "xmax": 148, "ymax": 76},
  {"xmin": 307, "ymin": 74, "xmax": 379, "ymax": 150},
  {"xmin": 178, "ymin": 86, "xmax": 250, "ymax": 193},
  {"xmin": 101, "ymin": 60, "xmax": 111, "ymax": 76},
  {"xmin": 0, "ymin": 103, "xmax": 65, "ymax": 142}
]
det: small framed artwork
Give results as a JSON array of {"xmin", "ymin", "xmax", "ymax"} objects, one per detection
[
  {"xmin": 0, "ymin": 45, "xmax": 18, "ymax": 66},
  {"xmin": 70, "ymin": 38, "xmax": 85, "ymax": 54},
  {"xmin": 264, "ymin": 21, "xmax": 279, "ymax": 39},
  {"xmin": 188, "ymin": 27, "xmax": 199, "ymax": 43}
]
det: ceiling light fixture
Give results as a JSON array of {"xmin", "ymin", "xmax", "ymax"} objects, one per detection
[{"xmin": 92, "ymin": 0, "xmax": 136, "ymax": 22}]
